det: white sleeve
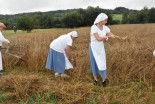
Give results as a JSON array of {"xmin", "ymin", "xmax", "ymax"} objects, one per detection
[
  {"xmin": 0, "ymin": 32, "xmax": 10, "ymax": 44},
  {"xmin": 91, "ymin": 25, "xmax": 98, "ymax": 34},
  {"xmin": 104, "ymin": 26, "xmax": 110, "ymax": 34},
  {"xmin": 66, "ymin": 38, "xmax": 73, "ymax": 46}
]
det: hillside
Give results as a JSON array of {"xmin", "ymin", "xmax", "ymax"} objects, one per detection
[{"xmin": 0, "ymin": 7, "xmax": 138, "ymax": 29}]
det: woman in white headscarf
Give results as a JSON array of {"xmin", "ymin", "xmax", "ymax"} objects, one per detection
[
  {"xmin": 89, "ymin": 13, "xmax": 127, "ymax": 87},
  {"xmin": 46, "ymin": 31, "xmax": 78, "ymax": 77},
  {"xmin": 0, "ymin": 22, "xmax": 10, "ymax": 75}
]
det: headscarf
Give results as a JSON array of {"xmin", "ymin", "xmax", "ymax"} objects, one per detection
[
  {"xmin": 67, "ymin": 31, "xmax": 78, "ymax": 38},
  {"xmin": 94, "ymin": 13, "xmax": 108, "ymax": 25}
]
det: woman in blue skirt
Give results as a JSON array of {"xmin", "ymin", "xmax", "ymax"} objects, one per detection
[
  {"xmin": 89, "ymin": 13, "xmax": 127, "ymax": 87},
  {"xmin": 46, "ymin": 31, "xmax": 78, "ymax": 77}
]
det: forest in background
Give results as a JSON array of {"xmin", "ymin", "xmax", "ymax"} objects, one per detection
[{"xmin": 0, "ymin": 6, "xmax": 155, "ymax": 32}]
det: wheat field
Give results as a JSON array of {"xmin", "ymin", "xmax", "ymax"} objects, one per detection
[{"xmin": 0, "ymin": 24, "xmax": 155, "ymax": 103}]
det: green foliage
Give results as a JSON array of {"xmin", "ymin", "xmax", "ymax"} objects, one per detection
[
  {"xmin": 122, "ymin": 12, "xmax": 137, "ymax": 24},
  {"xmin": 148, "ymin": 8, "xmax": 155, "ymax": 23},
  {"xmin": 19, "ymin": 91, "xmax": 58, "ymax": 104},
  {"xmin": 111, "ymin": 20, "xmax": 121, "ymax": 24},
  {"xmin": 39, "ymin": 14, "xmax": 55, "ymax": 29},
  {"xmin": 114, "ymin": 7, "xmax": 129, "ymax": 14},
  {"xmin": 31, "ymin": 15, "xmax": 40, "ymax": 29},
  {"xmin": 136, "ymin": 7, "xmax": 149, "ymax": 23},
  {"xmin": 112, "ymin": 14, "xmax": 123, "ymax": 22},
  {"xmin": 82, "ymin": 6, "xmax": 102, "ymax": 26},
  {"xmin": 17, "ymin": 15, "xmax": 33, "ymax": 32},
  {"xmin": 0, "ymin": 91, "xmax": 7, "ymax": 103},
  {"xmin": 62, "ymin": 12, "xmax": 83, "ymax": 28},
  {"xmin": 122, "ymin": 12, "xmax": 129, "ymax": 24},
  {"xmin": 128, "ymin": 13, "xmax": 137, "ymax": 24},
  {"xmin": 77, "ymin": 6, "xmax": 114, "ymax": 26},
  {"xmin": 0, "ymin": 6, "xmax": 154, "ymax": 29}
]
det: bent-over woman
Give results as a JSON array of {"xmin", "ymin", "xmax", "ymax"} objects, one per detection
[{"xmin": 46, "ymin": 31, "xmax": 78, "ymax": 77}]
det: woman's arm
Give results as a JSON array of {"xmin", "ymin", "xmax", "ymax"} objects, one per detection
[
  {"xmin": 94, "ymin": 33, "xmax": 111, "ymax": 41},
  {"xmin": 0, "ymin": 32, "xmax": 10, "ymax": 44},
  {"xmin": 65, "ymin": 45, "xmax": 73, "ymax": 60},
  {"xmin": 108, "ymin": 32, "xmax": 128, "ymax": 40}
]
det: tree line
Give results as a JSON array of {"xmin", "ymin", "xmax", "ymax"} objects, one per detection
[
  {"xmin": 0, "ymin": 6, "xmax": 155, "ymax": 32},
  {"xmin": 15, "ymin": 6, "xmax": 119, "ymax": 32},
  {"xmin": 122, "ymin": 7, "xmax": 155, "ymax": 24}
]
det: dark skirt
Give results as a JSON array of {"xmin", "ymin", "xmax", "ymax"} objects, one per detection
[
  {"xmin": 46, "ymin": 48, "xmax": 65, "ymax": 74},
  {"xmin": 89, "ymin": 44, "xmax": 107, "ymax": 79}
]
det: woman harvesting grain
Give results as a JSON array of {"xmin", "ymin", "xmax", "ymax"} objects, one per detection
[
  {"xmin": 46, "ymin": 31, "xmax": 78, "ymax": 77},
  {"xmin": 0, "ymin": 22, "xmax": 10, "ymax": 75},
  {"xmin": 89, "ymin": 13, "xmax": 127, "ymax": 87}
]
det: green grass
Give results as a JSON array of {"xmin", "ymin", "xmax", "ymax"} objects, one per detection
[
  {"xmin": 0, "ymin": 91, "xmax": 7, "ymax": 103},
  {"xmin": 151, "ymin": 91, "xmax": 155, "ymax": 102},
  {"xmin": 19, "ymin": 91, "xmax": 59, "ymax": 104},
  {"xmin": 2, "ymin": 28, "xmax": 66, "ymax": 36},
  {"xmin": 112, "ymin": 14, "xmax": 123, "ymax": 22}
]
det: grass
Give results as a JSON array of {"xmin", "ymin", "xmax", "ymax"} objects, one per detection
[
  {"xmin": 2, "ymin": 28, "xmax": 66, "ymax": 36},
  {"xmin": 112, "ymin": 14, "xmax": 123, "ymax": 22},
  {"xmin": 0, "ymin": 91, "xmax": 7, "ymax": 103},
  {"xmin": 0, "ymin": 24, "xmax": 155, "ymax": 103}
]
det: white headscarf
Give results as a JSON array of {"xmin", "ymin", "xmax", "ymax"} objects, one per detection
[
  {"xmin": 94, "ymin": 13, "xmax": 108, "ymax": 25},
  {"xmin": 67, "ymin": 31, "xmax": 78, "ymax": 37}
]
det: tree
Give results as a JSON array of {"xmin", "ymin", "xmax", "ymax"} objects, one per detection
[
  {"xmin": 82, "ymin": 6, "xmax": 101, "ymax": 26},
  {"xmin": 114, "ymin": 7, "xmax": 129, "ymax": 14},
  {"xmin": 62, "ymin": 12, "xmax": 83, "ymax": 28},
  {"xmin": 122, "ymin": 12, "xmax": 129, "ymax": 24},
  {"xmin": 17, "ymin": 15, "xmax": 33, "ymax": 32},
  {"xmin": 39, "ymin": 14, "xmax": 55, "ymax": 29},
  {"xmin": 54, "ymin": 18, "xmax": 63, "ymax": 28},
  {"xmin": 128, "ymin": 13, "xmax": 137, "ymax": 24},
  {"xmin": 148, "ymin": 7, "xmax": 155, "ymax": 23},
  {"xmin": 105, "ymin": 11, "xmax": 113, "ymax": 25},
  {"xmin": 77, "ymin": 6, "xmax": 113, "ymax": 26},
  {"xmin": 31, "ymin": 15, "xmax": 40, "ymax": 29},
  {"xmin": 136, "ymin": 7, "xmax": 149, "ymax": 23}
]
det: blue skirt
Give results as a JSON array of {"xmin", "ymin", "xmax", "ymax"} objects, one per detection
[
  {"xmin": 46, "ymin": 48, "xmax": 65, "ymax": 74},
  {"xmin": 89, "ymin": 44, "xmax": 107, "ymax": 79}
]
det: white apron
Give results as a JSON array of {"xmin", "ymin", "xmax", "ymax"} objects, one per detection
[
  {"xmin": 0, "ymin": 51, "xmax": 2, "ymax": 71},
  {"xmin": 91, "ymin": 41, "xmax": 106, "ymax": 71},
  {"xmin": 63, "ymin": 51, "xmax": 73, "ymax": 70}
]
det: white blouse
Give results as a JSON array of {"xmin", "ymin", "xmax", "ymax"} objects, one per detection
[
  {"xmin": 50, "ymin": 34, "xmax": 73, "ymax": 53},
  {"xmin": 90, "ymin": 25, "xmax": 110, "ymax": 42},
  {"xmin": 0, "ymin": 31, "xmax": 10, "ymax": 46}
]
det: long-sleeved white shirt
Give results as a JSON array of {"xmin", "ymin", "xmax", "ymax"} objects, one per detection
[{"xmin": 0, "ymin": 31, "xmax": 10, "ymax": 46}]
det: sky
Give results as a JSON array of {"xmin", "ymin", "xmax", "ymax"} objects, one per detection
[{"xmin": 0, "ymin": 0, "xmax": 154, "ymax": 14}]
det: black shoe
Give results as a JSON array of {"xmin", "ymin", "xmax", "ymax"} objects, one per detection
[
  {"xmin": 102, "ymin": 81, "xmax": 106, "ymax": 87},
  {"xmin": 94, "ymin": 80, "xmax": 97, "ymax": 86}
]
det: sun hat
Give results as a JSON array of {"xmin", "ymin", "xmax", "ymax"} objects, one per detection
[{"xmin": 0, "ymin": 22, "xmax": 6, "ymax": 28}]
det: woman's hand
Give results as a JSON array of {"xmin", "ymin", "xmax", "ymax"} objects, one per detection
[
  {"xmin": 71, "ymin": 58, "xmax": 75, "ymax": 62},
  {"xmin": 107, "ymin": 32, "xmax": 128, "ymax": 40},
  {"xmin": 122, "ymin": 35, "xmax": 128, "ymax": 40},
  {"xmin": 110, "ymin": 34, "xmax": 115, "ymax": 38},
  {"xmin": 108, "ymin": 32, "xmax": 116, "ymax": 39},
  {"xmin": 112, "ymin": 35, "xmax": 128, "ymax": 40}
]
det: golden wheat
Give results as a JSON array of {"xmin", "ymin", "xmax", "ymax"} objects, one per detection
[{"xmin": 0, "ymin": 24, "xmax": 155, "ymax": 103}]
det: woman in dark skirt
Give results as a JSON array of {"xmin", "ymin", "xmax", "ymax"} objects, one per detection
[
  {"xmin": 46, "ymin": 31, "xmax": 78, "ymax": 77},
  {"xmin": 89, "ymin": 13, "xmax": 127, "ymax": 87}
]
